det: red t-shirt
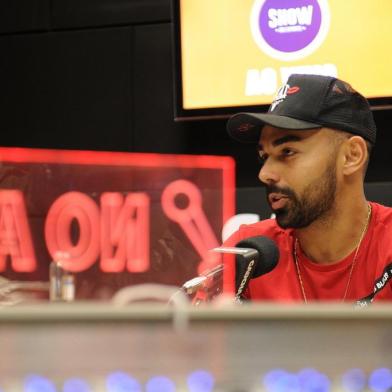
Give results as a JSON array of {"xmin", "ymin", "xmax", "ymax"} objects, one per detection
[{"xmin": 226, "ymin": 202, "xmax": 392, "ymax": 304}]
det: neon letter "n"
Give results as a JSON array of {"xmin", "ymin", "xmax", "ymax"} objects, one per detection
[{"xmin": 100, "ymin": 192, "xmax": 150, "ymax": 273}]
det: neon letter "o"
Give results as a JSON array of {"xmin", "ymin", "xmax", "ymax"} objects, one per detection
[{"xmin": 45, "ymin": 192, "xmax": 100, "ymax": 272}]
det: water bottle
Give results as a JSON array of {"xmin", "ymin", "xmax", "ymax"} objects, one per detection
[{"xmin": 49, "ymin": 252, "xmax": 75, "ymax": 302}]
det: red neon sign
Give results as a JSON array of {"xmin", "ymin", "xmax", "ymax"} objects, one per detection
[{"xmin": 0, "ymin": 147, "xmax": 235, "ymax": 298}]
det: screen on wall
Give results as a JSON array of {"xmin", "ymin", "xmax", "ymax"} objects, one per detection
[{"xmin": 172, "ymin": 0, "xmax": 392, "ymax": 120}]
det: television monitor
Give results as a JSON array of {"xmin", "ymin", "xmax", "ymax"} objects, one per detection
[{"xmin": 172, "ymin": 0, "xmax": 392, "ymax": 120}]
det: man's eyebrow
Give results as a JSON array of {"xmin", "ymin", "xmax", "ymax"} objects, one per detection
[
  {"xmin": 272, "ymin": 134, "xmax": 302, "ymax": 146},
  {"xmin": 258, "ymin": 134, "xmax": 302, "ymax": 150}
]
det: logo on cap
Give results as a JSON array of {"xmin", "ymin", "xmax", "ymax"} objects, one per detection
[
  {"xmin": 250, "ymin": 0, "xmax": 330, "ymax": 61},
  {"xmin": 270, "ymin": 84, "xmax": 300, "ymax": 111},
  {"xmin": 238, "ymin": 123, "xmax": 256, "ymax": 132}
]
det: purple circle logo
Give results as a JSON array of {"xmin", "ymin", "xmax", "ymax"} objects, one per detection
[{"xmin": 251, "ymin": 0, "xmax": 330, "ymax": 61}]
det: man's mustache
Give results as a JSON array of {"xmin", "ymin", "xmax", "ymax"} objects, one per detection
[{"xmin": 265, "ymin": 185, "xmax": 296, "ymax": 199}]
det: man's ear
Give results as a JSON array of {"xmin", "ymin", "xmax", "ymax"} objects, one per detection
[{"xmin": 341, "ymin": 136, "xmax": 368, "ymax": 176}]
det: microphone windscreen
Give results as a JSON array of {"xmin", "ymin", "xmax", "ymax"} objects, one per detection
[{"xmin": 236, "ymin": 236, "xmax": 279, "ymax": 277}]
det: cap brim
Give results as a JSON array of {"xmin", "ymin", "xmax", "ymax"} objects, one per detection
[{"xmin": 227, "ymin": 112, "xmax": 322, "ymax": 143}]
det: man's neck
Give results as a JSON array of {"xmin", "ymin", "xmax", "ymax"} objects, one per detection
[{"xmin": 294, "ymin": 197, "xmax": 371, "ymax": 264}]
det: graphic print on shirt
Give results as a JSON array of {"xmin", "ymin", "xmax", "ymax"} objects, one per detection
[{"xmin": 355, "ymin": 262, "xmax": 392, "ymax": 307}]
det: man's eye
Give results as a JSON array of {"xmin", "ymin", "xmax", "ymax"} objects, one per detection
[{"xmin": 281, "ymin": 148, "xmax": 295, "ymax": 157}]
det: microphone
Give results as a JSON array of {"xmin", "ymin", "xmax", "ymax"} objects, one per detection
[
  {"xmin": 213, "ymin": 236, "xmax": 279, "ymax": 300},
  {"xmin": 181, "ymin": 236, "xmax": 279, "ymax": 302}
]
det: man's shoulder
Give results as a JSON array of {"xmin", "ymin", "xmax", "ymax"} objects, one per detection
[
  {"xmin": 225, "ymin": 218, "xmax": 290, "ymax": 246},
  {"xmin": 372, "ymin": 202, "xmax": 392, "ymax": 226}
]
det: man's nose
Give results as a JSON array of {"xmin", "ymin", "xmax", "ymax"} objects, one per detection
[{"xmin": 258, "ymin": 161, "xmax": 280, "ymax": 185}]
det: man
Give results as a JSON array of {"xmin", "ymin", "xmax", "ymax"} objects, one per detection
[{"xmin": 226, "ymin": 74, "xmax": 392, "ymax": 304}]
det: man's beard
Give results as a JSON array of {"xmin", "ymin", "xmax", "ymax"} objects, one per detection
[{"xmin": 266, "ymin": 161, "xmax": 337, "ymax": 229}]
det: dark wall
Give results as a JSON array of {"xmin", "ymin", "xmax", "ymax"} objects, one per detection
[{"xmin": 0, "ymin": 0, "xmax": 391, "ymax": 187}]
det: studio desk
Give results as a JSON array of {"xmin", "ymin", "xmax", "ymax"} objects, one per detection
[{"xmin": 0, "ymin": 302, "xmax": 391, "ymax": 392}]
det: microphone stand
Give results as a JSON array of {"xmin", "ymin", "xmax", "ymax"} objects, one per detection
[{"xmin": 181, "ymin": 246, "xmax": 258, "ymax": 304}]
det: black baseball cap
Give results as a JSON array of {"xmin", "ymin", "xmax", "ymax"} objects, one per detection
[{"xmin": 227, "ymin": 74, "xmax": 377, "ymax": 145}]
